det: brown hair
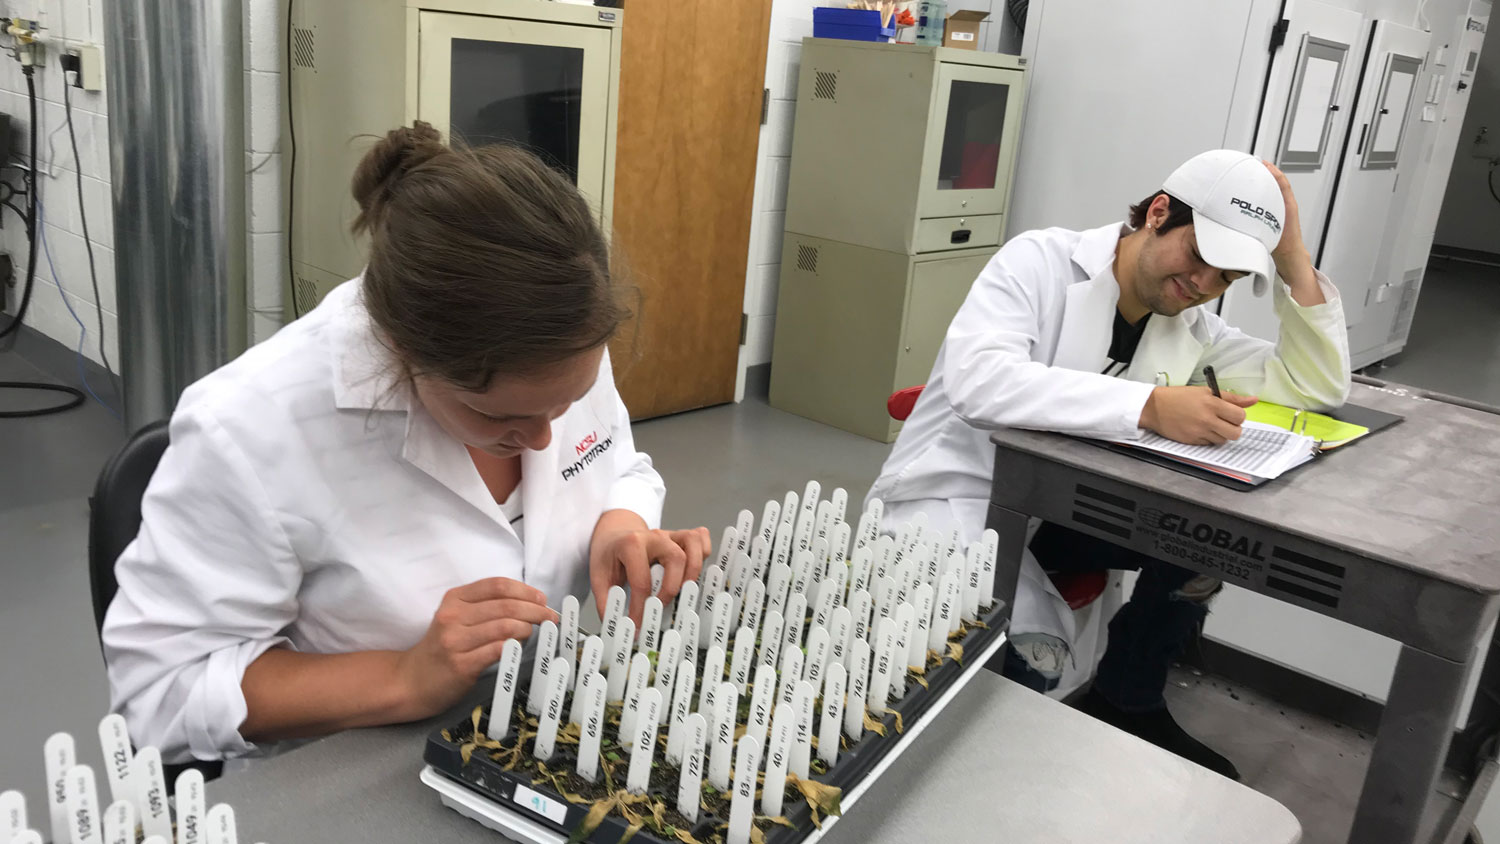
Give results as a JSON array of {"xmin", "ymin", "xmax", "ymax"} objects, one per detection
[
  {"xmin": 1127, "ymin": 190, "xmax": 1195, "ymax": 234},
  {"xmin": 352, "ymin": 121, "xmax": 629, "ymax": 390}
]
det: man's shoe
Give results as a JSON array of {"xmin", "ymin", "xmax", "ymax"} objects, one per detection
[{"xmin": 1076, "ymin": 688, "xmax": 1241, "ymax": 780}]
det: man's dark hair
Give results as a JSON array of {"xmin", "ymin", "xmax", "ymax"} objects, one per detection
[{"xmin": 1127, "ymin": 190, "xmax": 1195, "ymax": 234}]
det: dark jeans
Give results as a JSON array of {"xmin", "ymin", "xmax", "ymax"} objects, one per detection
[{"xmin": 1001, "ymin": 521, "xmax": 1210, "ymax": 712}]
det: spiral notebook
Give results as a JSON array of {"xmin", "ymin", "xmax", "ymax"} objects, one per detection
[{"xmin": 1088, "ymin": 402, "xmax": 1404, "ymax": 489}]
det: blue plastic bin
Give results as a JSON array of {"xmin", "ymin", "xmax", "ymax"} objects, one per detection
[{"xmin": 813, "ymin": 8, "xmax": 884, "ymax": 42}]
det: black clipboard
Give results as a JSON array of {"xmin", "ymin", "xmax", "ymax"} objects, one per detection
[{"xmin": 1086, "ymin": 402, "xmax": 1404, "ymax": 491}]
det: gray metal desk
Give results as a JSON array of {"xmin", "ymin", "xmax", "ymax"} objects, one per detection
[
  {"xmin": 211, "ymin": 672, "xmax": 1299, "ymax": 843},
  {"xmin": 984, "ymin": 380, "xmax": 1500, "ymax": 844}
]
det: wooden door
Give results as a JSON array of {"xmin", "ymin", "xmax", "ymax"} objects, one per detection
[{"xmin": 609, "ymin": 0, "xmax": 773, "ymax": 419}]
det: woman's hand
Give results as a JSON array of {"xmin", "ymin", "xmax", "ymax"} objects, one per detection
[
  {"xmin": 395, "ymin": 577, "xmax": 558, "ymax": 720},
  {"xmin": 590, "ymin": 509, "xmax": 712, "ymax": 627}
]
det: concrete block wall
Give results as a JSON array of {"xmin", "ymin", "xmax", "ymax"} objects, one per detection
[
  {"xmin": 0, "ymin": 0, "xmax": 114, "ymax": 367},
  {"xmin": 244, "ymin": 0, "xmax": 285, "ymax": 345},
  {"xmin": 736, "ymin": 0, "xmax": 1021, "ymax": 398}
]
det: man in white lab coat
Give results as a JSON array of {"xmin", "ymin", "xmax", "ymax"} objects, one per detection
[{"xmin": 866, "ymin": 150, "xmax": 1351, "ymax": 779}]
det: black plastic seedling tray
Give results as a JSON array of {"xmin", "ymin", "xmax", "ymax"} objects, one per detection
[{"xmin": 425, "ymin": 599, "xmax": 1008, "ymax": 844}]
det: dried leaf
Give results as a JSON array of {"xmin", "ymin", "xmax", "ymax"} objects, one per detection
[
  {"xmin": 441, "ymin": 729, "xmax": 454, "ymax": 742},
  {"xmin": 618, "ymin": 820, "xmax": 643, "ymax": 844},
  {"xmin": 787, "ymin": 773, "xmax": 843, "ymax": 828},
  {"xmin": 912, "ymin": 673, "xmax": 929, "ymax": 690},
  {"xmin": 759, "ymin": 814, "xmax": 794, "ymax": 828},
  {"xmin": 460, "ymin": 742, "xmax": 476, "ymax": 765},
  {"xmin": 472, "ymin": 705, "xmax": 484, "ymax": 735},
  {"xmin": 567, "ymin": 798, "xmax": 617, "ymax": 844},
  {"xmin": 948, "ymin": 642, "xmax": 965, "ymax": 665},
  {"xmin": 862, "ymin": 710, "xmax": 887, "ymax": 736},
  {"xmin": 749, "ymin": 826, "xmax": 766, "ymax": 844},
  {"xmin": 886, "ymin": 708, "xmax": 905, "ymax": 734}
]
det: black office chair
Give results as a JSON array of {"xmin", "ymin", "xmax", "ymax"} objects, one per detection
[{"xmin": 89, "ymin": 418, "xmax": 225, "ymax": 782}]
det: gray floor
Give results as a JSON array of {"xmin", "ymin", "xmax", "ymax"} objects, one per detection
[{"xmin": 2, "ymin": 258, "xmax": 1499, "ymax": 840}]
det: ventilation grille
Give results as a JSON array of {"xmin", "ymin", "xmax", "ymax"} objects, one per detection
[
  {"xmin": 796, "ymin": 244, "xmax": 819, "ymax": 274},
  {"xmin": 292, "ymin": 26, "xmax": 316, "ymax": 69},
  {"xmin": 1391, "ymin": 270, "xmax": 1422, "ymax": 342},
  {"xmin": 1265, "ymin": 545, "xmax": 1344, "ymax": 609},
  {"xmin": 1071, "ymin": 484, "xmax": 1136, "ymax": 540},
  {"xmin": 294, "ymin": 273, "xmax": 320, "ymax": 314},
  {"xmin": 812, "ymin": 71, "xmax": 838, "ymax": 101}
]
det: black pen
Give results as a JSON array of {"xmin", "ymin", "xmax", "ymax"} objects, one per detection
[{"xmin": 1203, "ymin": 366, "xmax": 1221, "ymax": 399}]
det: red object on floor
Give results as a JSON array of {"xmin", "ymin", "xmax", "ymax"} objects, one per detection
[{"xmin": 885, "ymin": 385, "xmax": 1106, "ymax": 610}]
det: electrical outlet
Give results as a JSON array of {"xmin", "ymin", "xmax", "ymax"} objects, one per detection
[{"xmin": 71, "ymin": 44, "xmax": 103, "ymax": 91}]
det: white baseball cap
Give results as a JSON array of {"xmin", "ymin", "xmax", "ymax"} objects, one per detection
[{"xmin": 1161, "ymin": 150, "xmax": 1285, "ymax": 296}]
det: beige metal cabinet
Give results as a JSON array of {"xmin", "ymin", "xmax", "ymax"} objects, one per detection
[
  {"xmin": 284, "ymin": 0, "xmax": 623, "ymax": 319},
  {"xmin": 770, "ymin": 40, "xmax": 1026, "ymax": 441}
]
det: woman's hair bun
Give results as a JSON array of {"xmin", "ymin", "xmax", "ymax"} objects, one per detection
[{"xmin": 351, "ymin": 121, "xmax": 446, "ymax": 233}]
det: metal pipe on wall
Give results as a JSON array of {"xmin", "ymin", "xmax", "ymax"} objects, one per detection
[{"xmin": 104, "ymin": 1, "xmax": 247, "ymax": 431}]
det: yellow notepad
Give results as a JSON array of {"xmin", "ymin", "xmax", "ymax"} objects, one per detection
[{"xmin": 1244, "ymin": 401, "xmax": 1370, "ymax": 450}]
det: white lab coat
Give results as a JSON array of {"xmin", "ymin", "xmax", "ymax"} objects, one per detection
[
  {"xmin": 102, "ymin": 280, "xmax": 665, "ymax": 763},
  {"xmin": 867, "ymin": 222, "xmax": 1350, "ymax": 697}
]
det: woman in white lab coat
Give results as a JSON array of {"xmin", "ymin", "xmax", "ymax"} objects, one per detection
[
  {"xmin": 867, "ymin": 151, "xmax": 1351, "ymax": 778},
  {"xmin": 102, "ymin": 122, "xmax": 711, "ymax": 764}
]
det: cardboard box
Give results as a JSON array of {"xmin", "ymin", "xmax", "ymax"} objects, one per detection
[{"xmin": 944, "ymin": 10, "xmax": 988, "ymax": 49}]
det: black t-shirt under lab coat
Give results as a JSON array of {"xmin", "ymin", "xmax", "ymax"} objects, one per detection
[{"xmin": 1102, "ymin": 311, "xmax": 1151, "ymax": 377}]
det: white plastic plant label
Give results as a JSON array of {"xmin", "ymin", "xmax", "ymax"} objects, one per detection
[
  {"xmin": 734, "ymin": 509, "xmax": 755, "ymax": 558},
  {"xmin": 780, "ymin": 593, "xmax": 808, "ymax": 660},
  {"xmin": 740, "ymin": 578, "xmax": 766, "ymax": 640},
  {"xmin": 791, "ymin": 681, "xmax": 815, "ymax": 779},
  {"xmin": 772, "ymin": 509, "xmax": 796, "ymax": 572},
  {"xmin": 173, "ymin": 768, "xmax": 206, "ymax": 844},
  {"xmin": 891, "ymin": 603, "xmax": 915, "ymax": 701},
  {"xmin": 766, "ymin": 562, "xmax": 793, "ymax": 619},
  {"xmin": 532, "ymin": 660, "xmax": 572, "ymax": 762},
  {"xmin": 572, "ymin": 635, "xmax": 604, "ymax": 725},
  {"xmin": 651, "ymin": 563, "xmax": 666, "ymax": 598},
  {"xmin": 2, "ymin": 789, "xmax": 26, "ymax": 841},
  {"xmin": 790, "ymin": 549, "xmax": 816, "ymax": 598},
  {"xmin": 606, "ymin": 617, "xmax": 635, "ymax": 701},
  {"xmin": 873, "ymin": 534, "xmax": 896, "ymax": 583},
  {"xmin": 746, "ymin": 664, "xmax": 775, "ymax": 755},
  {"xmin": 942, "ymin": 572, "xmax": 963, "ymax": 635},
  {"xmin": 133, "ymin": 747, "xmax": 171, "ymax": 841},
  {"xmin": 104, "ymin": 799, "xmax": 136, "ymax": 844},
  {"xmin": 865, "ymin": 497, "xmax": 884, "ymax": 535},
  {"xmin": 778, "ymin": 647, "xmax": 804, "ymax": 709},
  {"xmin": 757, "ymin": 500, "xmax": 780, "ymax": 561},
  {"xmin": 666, "ymin": 661, "xmax": 696, "ymax": 764},
  {"xmin": 626, "ymin": 688, "xmax": 663, "ymax": 795},
  {"xmin": 820, "ymin": 663, "xmax": 847, "ymax": 767},
  {"xmin": 577, "ymin": 671, "xmax": 608, "ymax": 782},
  {"xmin": 674, "ymin": 581, "xmax": 700, "ymax": 631},
  {"xmin": 826, "ymin": 554, "xmax": 849, "ymax": 608},
  {"xmin": 814, "ymin": 500, "xmax": 833, "ymax": 552},
  {"xmin": 849, "ymin": 589, "xmax": 873, "ymax": 646},
  {"xmin": 803, "ymin": 626, "xmax": 831, "ymax": 690},
  {"xmin": 700, "ymin": 566, "xmax": 726, "ymax": 627},
  {"xmin": 709, "ymin": 592, "xmax": 734, "ymax": 654},
  {"xmin": 943, "ymin": 525, "xmax": 962, "ymax": 572},
  {"xmin": 727, "ymin": 553, "xmax": 752, "ymax": 620},
  {"xmin": 10, "ymin": 831, "xmax": 41, "ymax": 844},
  {"xmin": 812, "ymin": 579, "xmax": 838, "ymax": 631},
  {"xmin": 727, "ymin": 736, "xmax": 762, "ymax": 844},
  {"xmin": 868, "ymin": 617, "xmax": 898, "ymax": 714},
  {"xmin": 97, "ymin": 714, "xmax": 133, "ymax": 806},
  {"xmin": 526, "ymin": 620, "xmax": 558, "ymax": 716},
  {"xmin": 980, "ymin": 529, "xmax": 999, "ymax": 608},
  {"xmin": 560, "ymin": 595, "xmax": 580, "ymax": 681},
  {"xmin": 828, "ymin": 606, "xmax": 853, "ymax": 670},
  {"xmin": 729, "ymin": 630, "xmax": 755, "ymax": 694},
  {"xmin": 603, "ymin": 585, "xmax": 628, "ymax": 639},
  {"xmin": 963, "ymin": 544, "xmax": 983, "ymax": 621},
  {"xmin": 912, "ymin": 584, "xmax": 936, "ymax": 668},
  {"xmin": 640, "ymin": 596, "xmax": 664, "ymax": 654},
  {"xmin": 872, "ymin": 575, "xmax": 896, "ymax": 621},
  {"xmin": 620, "ymin": 652, "xmax": 652, "ymax": 738},
  {"xmin": 488, "ymin": 638, "xmax": 523, "ymax": 740},
  {"xmin": 830, "ymin": 487, "xmax": 848, "ymax": 525},
  {"xmin": 654, "ymin": 629, "xmax": 683, "ymax": 696},
  {"xmin": 677, "ymin": 713, "xmax": 709, "ymax": 824},
  {"xmin": 677, "ymin": 608, "xmax": 700, "ymax": 671},
  {"xmin": 714, "ymin": 527, "xmax": 737, "ymax": 575},
  {"xmin": 758, "ymin": 610, "xmax": 784, "ymax": 671},
  {"xmin": 707, "ymin": 684, "xmax": 738, "ymax": 792},
  {"xmin": 205, "ymin": 804, "xmax": 236, "ymax": 844},
  {"xmin": 853, "ymin": 511, "xmax": 876, "ymax": 556},
  {"xmin": 847, "ymin": 638, "xmax": 871, "ymax": 735},
  {"xmin": 65, "ymin": 765, "xmax": 103, "ymax": 844},
  {"xmin": 44, "ymin": 731, "xmax": 75, "ymax": 844},
  {"xmin": 761, "ymin": 703, "xmax": 795, "ymax": 817},
  {"xmin": 699, "ymin": 644, "xmax": 727, "ymax": 714}
]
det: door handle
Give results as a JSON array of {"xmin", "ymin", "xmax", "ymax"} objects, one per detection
[{"xmin": 951, "ymin": 229, "xmax": 972, "ymax": 244}]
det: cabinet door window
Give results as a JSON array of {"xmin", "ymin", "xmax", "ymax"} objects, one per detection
[
  {"xmin": 449, "ymin": 38, "xmax": 585, "ymax": 183},
  {"xmin": 936, "ymin": 80, "xmax": 1010, "ymax": 191}
]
